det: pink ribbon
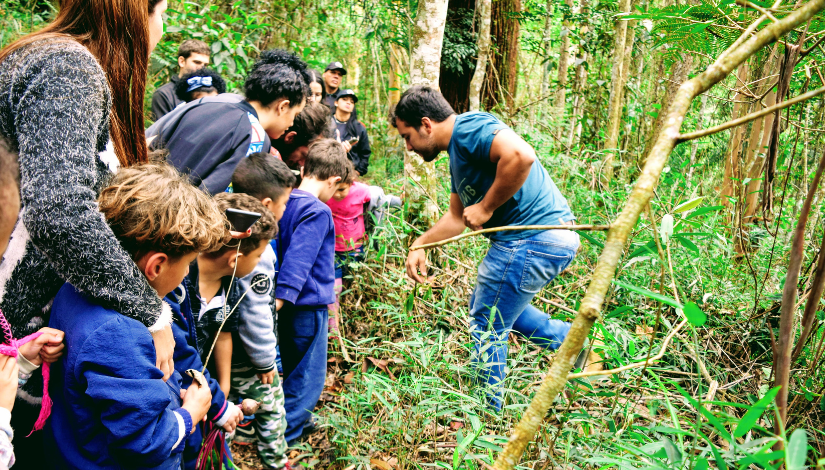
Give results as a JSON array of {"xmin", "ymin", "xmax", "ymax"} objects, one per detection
[{"xmin": 0, "ymin": 310, "xmax": 51, "ymax": 436}]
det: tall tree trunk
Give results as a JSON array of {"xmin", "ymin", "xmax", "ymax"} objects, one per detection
[
  {"xmin": 540, "ymin": 0, "xmax": 554, "ymax": 98},
  {"xmin": 483, "ymin": 0, "xmax": 521, "ymax": 111},
  {"xmin": 566, "ymin": 0, "xmax": 589, "ymax": 148},
  {"xmin": 439, "ymin": 0, "xmax": 475, "ymax": 112},
  {"xmin": 551, "ymin": 0, "xmax": 574, "ymax": 131},
  {"xmin": 469, "ymin": 0, "xmax": 492, "ymax": 111},
  {"xmin": 641, "ymin": 52, "xmax": 694, "ymax": 165},
  {"xmin": 600, "ymin": 0, "xmax": 632, "ymax": 181},
  {"xmin": 407, "ymin": 0, "xmax": 449, "ymax": 223},
  {"xmin": 720, "ymin": 62, "xmax": 750, "ymax": 221},
  {"xmin": 388, "ymin": 43, "xmax": 404, "ymax": 109}
]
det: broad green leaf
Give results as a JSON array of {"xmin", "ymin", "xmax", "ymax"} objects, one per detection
[
  {"xmin": 683, "ymin": 302, "xmax": 707, "ymax": 326},
  {"xmin": 613, "ymin": 280, "xmax": 682, "ymax": 308},
  {"xmin": 734, "ymin": 386, "xmax": 781, "ymax": 438},
  {"xmin": 576, "ymin": 230, "xmax": 605, "ymax": 249},
  {"xmin": 673, "ymin": 234, "xmax": 700, "ymax": 253},
  {"xmin": 694, "ymin": 458, "xmax": 709, "ymax": 470},
  {"xmin": 606, "ymin": 305, "xmax": 634, "ymax": 319},
  {"xmin": 687, "ymin": 205, "xmax": 724, "ymax": 219},
  {"xmin": 787, "ymin": 429, "xmax": 808, "ymax": 470},
  {"xmin": 629, "ymin": 240, "xmax": 658, "ymax": 259},
  {"xmin": 673, "ymin": 197, "xmax": 705, "ymax": 213}
]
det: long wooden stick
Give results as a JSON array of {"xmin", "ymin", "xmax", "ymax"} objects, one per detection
[
  {"xmin": 676, "ymin": 85, "xmax": 825, "ymax": 142},
  {"xmin": 409, "ymin": 224, "xmax": 611, "ymax": 251},
  {"xmin": 492, "ymin": 1, "xmax": 825, "ymax": 468}
]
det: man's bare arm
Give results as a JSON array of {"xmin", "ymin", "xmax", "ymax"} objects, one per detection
[{"xmin": 463, "ymin": 130, "xmax": 536, "ymax": 230}]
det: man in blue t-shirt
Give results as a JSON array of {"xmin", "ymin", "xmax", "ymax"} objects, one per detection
[{"xmin": 391, "ymin": 86, "xmax": 580, "ymax": 410}]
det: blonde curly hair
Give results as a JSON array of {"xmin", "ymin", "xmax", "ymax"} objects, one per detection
[{"xmin": 98, "ymin": 163, "xmax": 230, "ymax": 258}]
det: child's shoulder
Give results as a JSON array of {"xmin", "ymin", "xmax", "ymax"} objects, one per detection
[{"xmin": 51, "ymin": 283, "xmax": 153, "ymax": 352}]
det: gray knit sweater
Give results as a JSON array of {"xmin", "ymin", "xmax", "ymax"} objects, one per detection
[{"xmin": 0, "ymin": 39, "xmax": 165, "ymax": 380}]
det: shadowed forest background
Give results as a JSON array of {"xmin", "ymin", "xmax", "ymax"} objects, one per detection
[{"xmin": 4, "ymin": 0, "xmax": 825, "ymax": 468}]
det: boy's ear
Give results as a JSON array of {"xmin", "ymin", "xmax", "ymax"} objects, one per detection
[
  {"xmin": 227, "ymin": 251, "xmax": 241, "ymax": 269},
  {"xmin": 276, "ymin": 99, "xmax": 291, "ymax": 115},
  {"xmin": 283, "ymin": 131, "xmax": 298, "ymax": 144},
  {"xmin": 139, "ymin": 252, "xmax": 170, "ymax": 281}
]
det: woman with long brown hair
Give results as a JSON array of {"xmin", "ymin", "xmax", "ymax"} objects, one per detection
[{"xmin": 0, "ymin": 0, "xmax": 175, "ymax": 463}]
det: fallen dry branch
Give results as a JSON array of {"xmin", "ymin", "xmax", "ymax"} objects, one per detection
[
  {"xmin": 492, "ymin": 1, "xmax": 825, "ymax": 468},
  {"xmin": 567, "ymin": 318, "xmax": 688, "ymax": 380},
  {"xmin": 409, "ymin": 224, "xmax": 611, "ymax": 251}
]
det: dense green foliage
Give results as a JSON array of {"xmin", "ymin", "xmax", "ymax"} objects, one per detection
[{"xmin": 5, "ymin": 0, "xmax": 825, "ymax": 468}]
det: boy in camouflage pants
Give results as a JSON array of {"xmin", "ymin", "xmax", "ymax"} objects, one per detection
[
  {"xmin": 230, "ymin": 365, "xmax": 288, "ymax": 468},
  {"xmin": 221, "ymin": 155, "xmax": 297, "ymax": 470}
]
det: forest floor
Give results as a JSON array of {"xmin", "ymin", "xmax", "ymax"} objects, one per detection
[{"xmin": 231, "ymin": 130, "xmax": 825, "ymax": 469}]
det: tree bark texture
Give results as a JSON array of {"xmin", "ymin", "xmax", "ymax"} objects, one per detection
[
  {"xmin": 774, "ymin": 150, "xmax": 825, "ymax": 428},
  {"xmin": 601, "ymin": 0, "xmax": 632, "ymax": 177},
  {"xmin": 407, "ymin": 0, "xmax": 449, "ymax": 223},
  {"xmin": 469, "ymin": 0, "xmax": 492, "ymax": 111},
  {"xmin": 409, "ymin": 0, "xmax": 450, "ymax": 88},
  {"xmin": 551, "ymin": 0, "xmax": 574, "ymax": 130},
  {"xmin": 540, "ymin": 0, "xmax": 554, "ymax": 97},
  {"xmin": 492, "ymin": 1, "xmax": 825, "ymax": 467},
  {"xmin": 483, "ymin": 0, "xmax": 521, "ymax": 110},
  {"xmin": 642, "ymin": 52, "xmax": 694, "ymax": 165},
  {"xmin": 720, "ymin": 62, "xmax": 750, "ymax": 218},
  {"xmin": 566, "ymin": 0, "xmax": 589, "ymax": 148},
  {"xmin": 439, "ymin": 0, "xmax": 475, "ymax": 112}
]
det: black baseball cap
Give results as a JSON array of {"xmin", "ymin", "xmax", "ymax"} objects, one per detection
[
  {"xmin": 325, "ymin": 61, "xmax": 347, "ymax": 75},
  {"xmin": 336, "ymin": 89, "xmax": 358, "ymax": 103}
]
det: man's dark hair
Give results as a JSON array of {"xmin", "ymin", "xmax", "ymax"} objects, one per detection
[
  {"xmin": 231, "ymin": 153, "xmax": 296, "ymax": 201},
  {"xmin": 211, "ymin": 193, "xmax": 277, "ymax": 255},
  {"xmin": 390, "ymin": 86, "xmax": 455, "ymax": 130},
  {"xmin": 178, "ymin": 39, "xmax": 210, "ymax": 59},
  {"xmin": 245, "ymin": 49, "xmax": 310, "ymax": 108},
  {"xmin": 303, "ymin": 139, "xmax": 353, "ymax": 182},
  {"xmin": 175, "ymin": 68, "xmax": 227, "ymax": 102}
]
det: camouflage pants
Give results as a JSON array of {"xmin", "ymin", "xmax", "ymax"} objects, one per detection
[{"xmin": 228, "ymin": 365, "xmax": 288, "ymax": 470}]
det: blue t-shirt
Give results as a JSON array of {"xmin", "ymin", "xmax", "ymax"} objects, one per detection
[{"xmin": 448, "ymin": 112, "xmax": 575, "ymax": 241}]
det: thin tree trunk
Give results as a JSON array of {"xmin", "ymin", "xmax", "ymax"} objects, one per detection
[
  {"xmin": 469, "ymin": 0, "xmax": 492, "ymax": 111},
  {"xmin": 566, "ymin": 0, "xmax": 589, "ymax": 148},
  {"xmin": 601, "ymin": 0, "xmax": 631, "ymax": 181},
  {"xmin": 641, "ymin": 52, "xmax": 694, "ymax": 165},
  {"xmin": 540, "ymin": 0, "xmax": 554, "ymax": 97},
  {"xmin": 720, "ymin": 62, "xmax": 750, "ymax": 219},
  {"xmin": 551, "ymin": 0, "xmax": 574, "ymax": 132},
  {"xmin": 407, "ymin": 0, "xmax": 449, "ymax": 223},
  {"xmin": 685, "ymin": 94, "xmax": 708, "ymax": 186},
  {"xmin": 774, "ymin": 150, "xmax": 825, "ymax": 429},
  {"xmin": 388, "ymin": 44, "xmax": 403, "ymax": 109}
]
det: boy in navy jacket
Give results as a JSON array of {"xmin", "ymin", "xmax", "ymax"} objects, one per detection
[
  {"xmin": 165, "ymin": 282, "xmax": 243, "ymax": 470},
  {"xmin": 45, "ymin": 164, "xmax": 225, "ymax": 469},
  {"xmin": 275, "ymin": 139, "xmax": 353, "ymax": 444}
]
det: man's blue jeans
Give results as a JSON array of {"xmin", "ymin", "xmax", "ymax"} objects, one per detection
[
  {"xmin": 469, "ymin": 229, "xmax": 579, "ymax": 410},
  {"xmin": 277, "ymin": 304, "xmax": 328, "ymax": 444}
]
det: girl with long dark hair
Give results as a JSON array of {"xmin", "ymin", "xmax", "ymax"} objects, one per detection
[{"xmin": 0, "ymin": 0, "xmax": 174, "ymax": 463}]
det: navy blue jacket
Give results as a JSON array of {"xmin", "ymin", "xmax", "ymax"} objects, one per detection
[
  {"xmin": 45, "ymin": 284, "xmax": 186, "ymax": 469},
  {"xmin": 146, "ymin": 94, "xmax": 272, "ymax": 195},
  {"xmin": 275, "ymin": 189, "xmax": 336, "ymax": 307},
  {"xmin": 165, "ymin": 283, "xmax": 230, "ymax": 470}
]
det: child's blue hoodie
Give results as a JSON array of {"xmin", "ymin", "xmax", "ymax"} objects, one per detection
[
  {"xmin": 165, "ymin": 282, "xmax": 232, "ymax": 470},
  {"xmin": 45, "ymin": 283, "xmax": 188, "ymax": 469}
]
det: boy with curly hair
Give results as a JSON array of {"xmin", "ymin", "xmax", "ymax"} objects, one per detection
[{"xmin": 45, "ymin": 163, "xmax": 229, "ymax": 469}]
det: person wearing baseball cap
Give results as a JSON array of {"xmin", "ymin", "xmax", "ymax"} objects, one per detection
[
  {"xmin": 322, "ymin": 61, "xmax": 347, "ymax": 107},
  {"xmin": 332, "ymin": 89, "xmax": 370, "ymax": 176}
]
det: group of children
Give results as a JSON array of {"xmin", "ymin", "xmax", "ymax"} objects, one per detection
[{"xmin": 0, "ymin": 130, "xmax": 396, "ymax": 469}]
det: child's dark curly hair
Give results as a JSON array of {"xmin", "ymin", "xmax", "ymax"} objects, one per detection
[
  {"xmin": 211, "ymin": 193, "xmax": 277, "ymax": 255},
  {"xmin": 175, "ymin": 68, "xmax": 227, "ymax": 102},
  {"xmin": 244, "ymin": 49, "xmax": 310, "ymax": 108}
]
